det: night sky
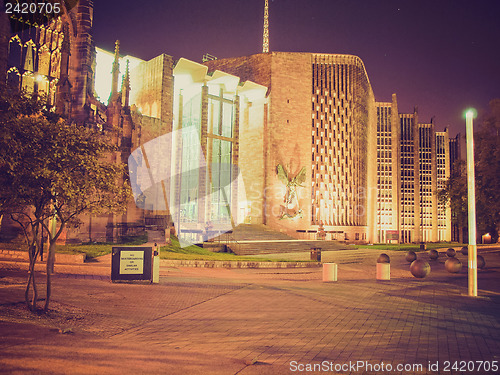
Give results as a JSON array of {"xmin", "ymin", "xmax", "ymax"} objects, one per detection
[{"xmin": 93, "ymin": 0, "xmax": 500, "ymax": 137}]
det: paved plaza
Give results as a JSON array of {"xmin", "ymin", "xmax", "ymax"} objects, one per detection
[{"xmin": 1, "ymin": 247, "xmax": 499, "ymax": 374}]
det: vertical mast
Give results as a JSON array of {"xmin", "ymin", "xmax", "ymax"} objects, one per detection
[{"xmin": 263, "ymin": 0, "xmax": 269, "ymax": 53}]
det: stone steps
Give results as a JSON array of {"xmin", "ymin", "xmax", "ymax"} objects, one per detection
[
  {"xmin": 222, "ymin": 224, "xmax": 297, "ymax": 241},
  {"xmin": 208, "ymin": 224, "xmax": 348, "ymax": 255},
  {"xmin": 228, "ymin": 240, "xmax": 347, "ymax": 255}
]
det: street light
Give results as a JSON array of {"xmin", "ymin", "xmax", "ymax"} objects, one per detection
[{"xmin": 465, "ymin": 109, "xmax": 477, "ymax": 297}]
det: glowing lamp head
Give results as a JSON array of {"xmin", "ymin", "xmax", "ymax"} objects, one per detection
[{"xmin": 464, "ymin": 108, "xmax": 477, "ymax": 119}]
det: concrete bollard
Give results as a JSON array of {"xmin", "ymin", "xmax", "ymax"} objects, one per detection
[
  {"xmin": 323, "ymin": 263, "xmax": 338, "ymax": 282},
  {"xmin": 376, "ymin": 263, "xmax": 390, "ymax": 280}
]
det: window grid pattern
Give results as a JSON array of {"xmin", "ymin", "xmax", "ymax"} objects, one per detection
[
  {"xmin": 400, "ymin": 114, "xmax": 416, "ymax": 243},
  {"xmin": 418, "ymin": 125, "xmax": 433, "ymax": 242},
  {"xmin": 311, "ymin": 55, "xmax": 370, "ymax": 227},
  {"xmin": 207, "ymin": 91, "xmax": 235, "ymax": 225},
  {"xmin": 436, "ymin": 133, "xmax": 448, "ymax": 241},
  {"xmin": 376, "ymin": 103, "xmax": 393, "ymax": 243},
  {"xmin": 448, "ymin": 135, "xmax": 461, "ymax": 242},
  {"xmin": 180, "ymin": 93, "xmax": 202, "ymax": 222}
]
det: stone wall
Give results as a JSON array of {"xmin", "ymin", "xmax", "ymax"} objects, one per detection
[
  {"xmin": 69, "ymin": 0, "xmax": 95, "ymax": 124},
  {"xmin": 130, "ymin": 54, "xmax": 174, "ymax": 144},
  {"xmin": 239, "ymin": 90, "xmax": 266, "ymax": 224},
  {"xmin": 204, "ymin": 53, "xmax": 271, "ymax": 93},
  {"xmin": 266, "ymin": 52, "xmax": 313, "ymax": 235}
]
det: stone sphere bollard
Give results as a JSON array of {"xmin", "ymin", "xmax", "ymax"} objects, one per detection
[
  {"xmin": 446, "ymin": 248, "xmax": 456, "ymax": 257},
  {"xmin": 477, "ymin": 255, "xmax": 485, "ymax": 269},
  {"xmin": 429, "ymin": 249, "xmax": 439, "ymax": 260},
  {"xmin": 445, "ymin": 257, "xmax": 462, "ymax": 273},
  {"xmin": 406, "ymin": 251, "xmax": 417, "ymax": 263},
  {"xmin": 410, "ymin": 260, "xmax": 430, "ymax": 278},
  {"xmin": 377, "ymin": 253, "xmax": 390, "ymax": 263},
  {"xmin": 461, "ymin": 246, "xmax": 468, "ymax": 255}
]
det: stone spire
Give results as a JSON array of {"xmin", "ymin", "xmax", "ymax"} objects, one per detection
[
  {"xmin": 109, "ymin": 40, "xmax": 120, "ymax": 104},
  {"xmin": 55, "ymin": 23, "xmax": 72, "ymax": 117},
  {"xmin": 121, "ymin": 59, "xmax": 131, "ymax": 107}
]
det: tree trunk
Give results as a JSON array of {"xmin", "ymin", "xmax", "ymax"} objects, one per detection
[
  {"xmin": 25, "ymin": 230, "xmax": 39, "ymax": 312},
  {"xmin": 44, "ymin": 240, "xmax": 57, "ymax": 311},
  {"xmin": 24, "ymin": 262, "xmax": 36, "ymax": 311},
  {"xmin": 25, "ymin": 247, "xmax": 39, "ymax": 312}
]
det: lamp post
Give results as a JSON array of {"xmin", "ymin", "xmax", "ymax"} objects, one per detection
[{"xmin": 465, "ymin": 109, "xmax": 477, "ymax": 297}]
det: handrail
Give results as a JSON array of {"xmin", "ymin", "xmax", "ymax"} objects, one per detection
[{"xmin": 223, "ymin": 231, "xmax": 240, "ymax": 255}]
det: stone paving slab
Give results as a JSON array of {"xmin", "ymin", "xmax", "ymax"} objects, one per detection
[{"xmin": 0, "ymin": 248, "xmax": 499, "ymax": 374}]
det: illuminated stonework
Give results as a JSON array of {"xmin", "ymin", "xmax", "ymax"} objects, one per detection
[
  {"xmin": 204, "ymin": 52, "xmax": 377, "ymax": 242},
  {"xmin": 449, "ymin": 134, "xmax": 464, "ymax": 242},
  {"xmin": 3, "ymin": 0, "xmax": 94, "ymax": 123},
  {"xmin": 436, "ymin": 129, "xmax": 451, "ymax": 241},
  {"xmin": 397, "ymin": 114, "xmax": 449, "ymax": 243},
  {"xmin": 418, "ymin": 122, "xmax": 438, "ymax": 242},
  {"xmin": 311, "ymin": 54, "xmax": 373, "ymax": 241},
  {"xmin": 375, "ymin": 97, "xmax": 400, "ymax": 243},
  {"xmin": 1, "ymin": 2, "xmax": 458, "ymax": 245},
  {"xmin": 400, "ymin": 112, "xmax": 419, "ymax": 243}
]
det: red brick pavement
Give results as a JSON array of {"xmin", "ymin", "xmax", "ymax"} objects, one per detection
[{"xmin": 1, "ymin": 248, "xmax": 499, "ymax": 374}]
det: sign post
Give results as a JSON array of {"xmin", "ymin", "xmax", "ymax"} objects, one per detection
[{"xmin": 152, "ymin": 243, "xmax": 160, "ymax": 284}]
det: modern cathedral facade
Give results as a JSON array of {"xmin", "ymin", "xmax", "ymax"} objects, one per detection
[{"xmin": 1, "ymin": 1, "xmax": 457, "ymax": 244}]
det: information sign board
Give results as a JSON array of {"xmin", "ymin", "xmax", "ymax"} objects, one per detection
[{"xmin": 111, "ymin": 247, "xmax": 152, "ymax": 281}]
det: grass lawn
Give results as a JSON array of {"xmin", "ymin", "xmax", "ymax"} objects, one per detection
[
  {"xmin": 49, "ymin": 235, "xmax": 294, "ymax": 262},
  {"xmin": 2, "ymin": 235, "xmax": 471, "ymax": 261},
  {"xmin": 158, "ymin": 237, "xmax": 295, "ymax": 262},
  {"xmin": 55, "ymin": 234, "xmax": 149, "ymax": 259}
]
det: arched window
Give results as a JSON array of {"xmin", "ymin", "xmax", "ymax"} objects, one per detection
[
  {"xmin": 23, "ymin": 40, "xmax": 36, "ymax": 72},
  {"xmin": 38, "ymin": 45, "xmax": 51, "ymax": 76},
  {"xmin": 45, "ymin": 28, "xmax": 53, "ymax": 50},
  {"xmin": 8, "ymin": 36, "xmax": 23, "ymax": 68},
  {"xmin": 50, "ymin": 49, "xmax": 61, "ymax": 78},
  {"xmin": 6, "ymin": 67, "xmax": 21, "ymax": 88},
  {"xmin": 37, "ymin": 75, "xmax": 49, "ymax": 98},
  {"xmin": 22, "ymin": 71, "xmax": 35, "ymax": 93},
  {"xmin": 49, "ymin": 79, "xmax": 58, "ymax": 105},
  {"xmin": 39, "ymin": 25, "xmax": 46, "ymax": 45}
]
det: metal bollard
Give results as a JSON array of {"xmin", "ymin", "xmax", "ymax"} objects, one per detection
[{"xmin": 152, "ymin": 242, "xmax": 160, "ymax": 284}]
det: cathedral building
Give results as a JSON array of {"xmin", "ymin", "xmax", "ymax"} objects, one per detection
[
  {"xmin": 1, "ymin": 2, "xmax": 457, "ymax": 245},
  {"xmin": 204, "ymin": 52, "xmax": 378, "ymax": 243}
]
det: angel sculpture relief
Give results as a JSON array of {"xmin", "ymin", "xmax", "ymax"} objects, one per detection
[{"xmin": 276, "ymin": 164, "xmax": 307, "ymax": 219}]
